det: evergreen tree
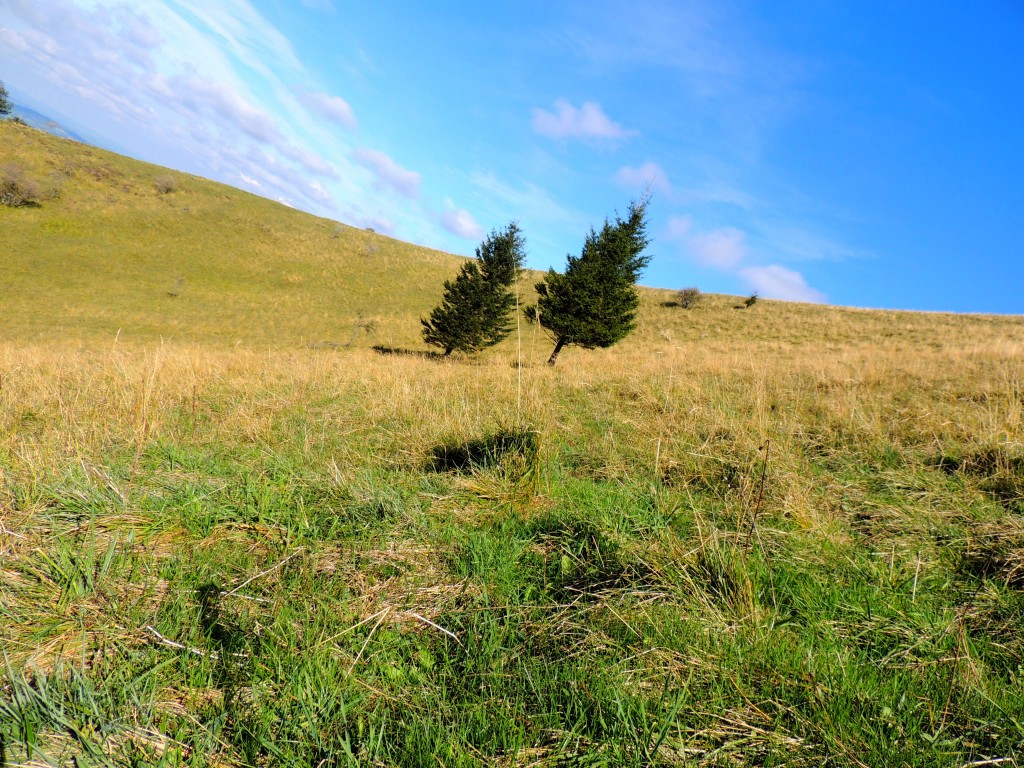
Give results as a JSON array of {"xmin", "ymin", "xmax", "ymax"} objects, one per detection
[
  {"xmin": 0, "ymin": 81, "xmax": 12, "ymax": 116},
  {"xmin": 534, "ymin": 199, "xmax": 651, "ymax": 366},
  {"xmin": 422, "ymin": 222, "xmax": 526, "ymax": 356}
]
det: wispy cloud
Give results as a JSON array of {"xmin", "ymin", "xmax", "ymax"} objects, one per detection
[
  {"xmin": 352, "ymin": 148, "xmax": 421, "ymax": 199},
  {"xmin": 740, "ymin": 265, "xmax": 826, "ymax": 303},
  {"xmin": 532, "ymin": 99, "xmax": 632, "ymax": 140},
  {"xmin": 0, "ymin": 0, "xmax": 352, "ymax": 215},
  {"xmin": 664, "ymin": 214, "xmax": 693, "ymax": 240},
  {"xmin": 667, "ymin": 216, "xmax": 827, "ymax": 302},
  {"xmin": 686, "ymin": 227, "xmax": 747, "ymax": 269},
  {"xmin": 615, "ymin": 162, "xmax": 670, "ymax": 195},
  {"xmin": 296, "ymin": 90, "xmax": 356, "ymax": 130},
  {"xmin": 440, "ymin": 206, "xmax": 484, "ymax": 240}
]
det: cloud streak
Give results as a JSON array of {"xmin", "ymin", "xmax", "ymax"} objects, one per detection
[
  {"xmin": 440, "ymin": 206, "xmax": 484, "ymax": 240},
  {"xmin": 615, "ymin": 162, "xmax": 670, "ymax": 195},
  {"xmin": 667, "ymin": 217, "xmax": 827, "ymax": 303},
  {"xmin": 297, "ymin": 90, "xmax": 357, "ymax": 129},
  {"xmin": 686, "ymin": 227, "xmax": 747, "ymax": 269},
  {"xmin": 740, "ymin": 265, "xmax": 826, "ymax": 303},
  {"xmin": 532, "ymin": 100, "xmax": 632, "ymax": 140},
  {"xmin": 352, "ymin": 148, "xmax": 421, "ymax": 198}
]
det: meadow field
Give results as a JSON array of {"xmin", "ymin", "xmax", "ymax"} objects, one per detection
[{"xmin": 2, "ymin": 120, "xmax": 1024, "ymax": 766}]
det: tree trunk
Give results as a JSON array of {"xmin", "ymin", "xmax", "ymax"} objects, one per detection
[
  {"xmin": 444, "ymin": 346, "xmax": 453, "ymax": 357},
  {"xmin": 547, "ymin": 337, "xmax": 566, "ymax": 366}
]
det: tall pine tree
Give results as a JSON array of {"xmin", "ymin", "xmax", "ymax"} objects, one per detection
[
  {"xmin": 422, "ymin": 222, "xmax": 526, "ymax": 356},
  {"xmin": 534, "ymin": 200, "xmax": 650, "ymax": 366}
]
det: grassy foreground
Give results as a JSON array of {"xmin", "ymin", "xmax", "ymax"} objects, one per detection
[{"xmin": 3, "ymin": 122, "xmax": 1024, "ymax": 766}]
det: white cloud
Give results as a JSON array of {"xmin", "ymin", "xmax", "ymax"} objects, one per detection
[
  {"xmin": 664, "ymin": 215, "xmax": 693, "ymax": 240},
  {"xmin": 352, "ymin": 148, "xmax": 421, "ymax": 199},
  {"xmin": 161, "ymin": 74, "xmax": 283, "ymax": 144},
  {"xmin": 0, "ymin": 0, "xmax": 363, "ymax": 222},
  {"xmin": 532, "ymin": 99, "xmax": 632, "ymax": 140},
  {"xmin": 278, "ymin": 142, "xmax": 338, "ymax": 179},
  {"xmin": 615, "ymin": 161, "xmax": 670, "ymax": 195},
  {"xmin": 440, "ymin": 206, "xmax": 484, "ymax": 240},
  {"xmin": 686, "ymin": 227, "xmax": 747, "ymax": 268},
  {"xmin": 297, "ymin": 90, "xmax": 356, "ymax": 130},
  {"xmin": 740, "ymin": 265, "xmax": 826, "ymax": 303}
]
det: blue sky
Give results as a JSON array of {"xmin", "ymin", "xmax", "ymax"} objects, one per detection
[{"xmin": 3, "ymin": 0, "xmax": 1022, "ymax": 312}]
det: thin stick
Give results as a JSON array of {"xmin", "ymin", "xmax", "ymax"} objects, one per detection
[
  {"xmin": 223, "ymin": 549, "xmax": 303, "ymax": 597},
  {"xmin": 515, "ymin": 270, "xmax": 523, "ymax": 424},
  {"xmin": 405, "ymin": 612, "xmax": 463, "ymax": 646},
  {"xmin": 144, "ymin": 626, "xmax": 209, "ymax": 658},
  {"xmin": 348, "ymin": 606, "xmax": 390, "ymax": 675},
  {"xmin": 746, "ymin": 439, "xmax": 771, "ymax": 551}
]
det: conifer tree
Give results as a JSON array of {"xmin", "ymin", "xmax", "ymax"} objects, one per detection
[
  {"xmin": 0, "ymin": 81, "xmax": 12, "ymax": 116},
  {"xmin": 534, "ymin": 199, "xmax": 651, "ymax": 366},
  {"xmin": 422, "ymin": 222, "xmax": 526, "ymax": 356}
]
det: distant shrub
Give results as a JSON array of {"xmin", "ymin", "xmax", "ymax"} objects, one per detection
[
  {"xmin": 154, "ymin": 175, "xmax": 177, "ymax": 194},
  {"xmin": 45, "ymin": 171, "xmax": 65, "ymax": 201},
  {"xmin": 1, "ymin": 164, "xmax": 43, "ymax": 207},
  {"xmin": 677, "ymin": 287, "xmax": 702, "ymax": 309},
  {"xmin": 347, "ymin": 314, "xmax": 379, "ymax": 346},
  {"xmin": 744, "ymin": 292, "xmax": 759, "ymax": 308}
]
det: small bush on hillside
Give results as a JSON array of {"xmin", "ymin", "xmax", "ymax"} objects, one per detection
[
  {"xmin": 1, "ymin": 164, "xmax": 43, "ymax": 207},
  {"xmin": 677, "ymin": 287, "xmax": 702, "ymax": 309},
  {"xmin": 154, "ymin": 175, "xmax": 177, "ymax": 194},
  {"xmin": 45, "ymin": 171, "xmax": 65, "ymax": 201},
  {"xmin": 744, "ymin": 292, "xmax": 759, "ymax": 308}
]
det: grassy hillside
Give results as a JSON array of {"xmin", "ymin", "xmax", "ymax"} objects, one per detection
[
  {"xmin": 2, "ymin": 121, "xmax": 1024, "ymax": 767},
  {"xmin": 1, "ymin": 120, "xmax": 464, "ymax": 349},
  {"xmin": 5, "ymin": 119, "xmax": 1022, "ymax": 356}
]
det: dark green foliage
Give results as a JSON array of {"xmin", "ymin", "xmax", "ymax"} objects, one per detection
[
  {"xmin": 744, "ymin": 292, "xmax": 759, "ymax": 308},
  {"xmin": 534, "ymin": 200, "xmax": 651, "ymax": 365},
  {"xmin": 0, "ymin": 80, "xmax": 11, "ymax": 116},
  {"xmin": 422, "ymin": 222, "xmax": 526, "ymax": 356}
]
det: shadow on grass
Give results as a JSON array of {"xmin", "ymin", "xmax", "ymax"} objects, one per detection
[
  {"xmin": 372, "ymin": 345, "xmax": 447, "ymax": 360},
  {"xmin": 428, "ymin": 428, "xmax": 539, "ymax": 473}
]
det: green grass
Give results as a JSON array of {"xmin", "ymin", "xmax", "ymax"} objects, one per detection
[{"xmin": 2, "ymin": 121, "xmax": 1024, "ymax": 766}]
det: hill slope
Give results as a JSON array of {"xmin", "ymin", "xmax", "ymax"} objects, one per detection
[
  {"xmin": 2, "ymin": 119, "xmax": 1022, "ymax": 357},
  {"xmin": 1, "ymin": 120, "xmax": 464, "ymax": 348}
]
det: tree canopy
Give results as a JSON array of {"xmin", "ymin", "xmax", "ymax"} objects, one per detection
[
  {"xmin": 0, "ymin": 81, "xmax": 12, "ymax": 116},
  {"xmin": 422, "ymin": 222, "xmax": 526, "ymax": 356},
  {"xmin": 534, "ymin": 200, "xmax": 651, "ymax": 366}
]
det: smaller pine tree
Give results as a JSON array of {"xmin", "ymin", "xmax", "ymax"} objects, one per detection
[
  {"xmin": 0, "ymin": 81, "xmax": 11, "ymax": 116},
  {"xmin": 422, "ymin": 223, "xmax": 526, "ymax": 356},
  {"xmin": 534, "ymin": 199, "xmax": 651, "ymax": 365}
]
